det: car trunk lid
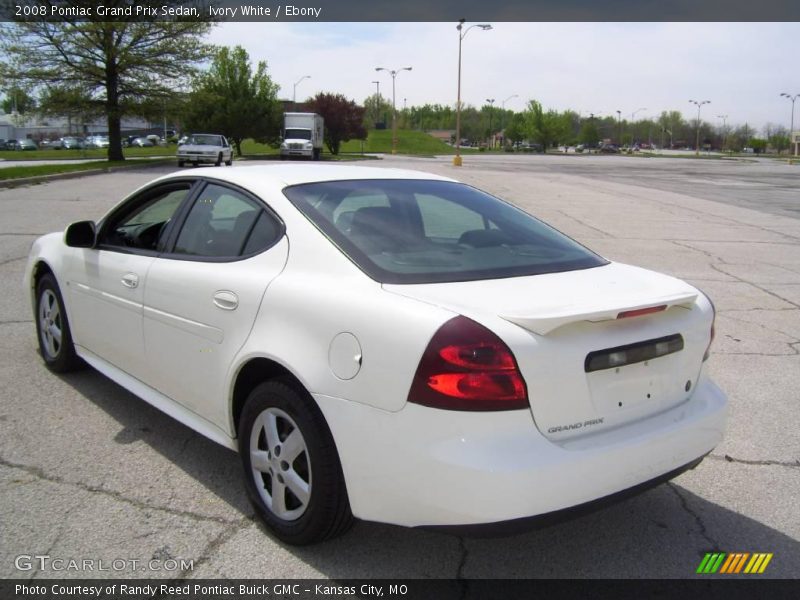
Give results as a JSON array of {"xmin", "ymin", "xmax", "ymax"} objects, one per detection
[{"xmin": 385, "ymin": 263, "xmax": 712, "ymax": 441}]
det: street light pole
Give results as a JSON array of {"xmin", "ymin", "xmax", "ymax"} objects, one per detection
[
  {"xmin": 716, "ymin": 114, "xmax": 728, "ymax": 152},
  {"xmin": 616, "ymin": 110, "xmax": 621, "ymax": 146},
  {"xmin": 376, "ymin": 66, "xmax": 412, "ymax": 155},
  {"xmin": 630, "ymin": 107, "xmax": 646, "ymax": 147},
  {"xmin": 453, "ymin": 19, "xmax": 492, "ymax": 166},
  {"xmin": 689, "ymin": 99, "xmax": 710, "ymax": 156},
  {"xmin": 292, "ymin": 75, "xmax": 311, "ymax": 110},
  {"xmin": 371, "ymin": 80, "xmax": 381, "ymax": 126},
  {"xmin": 780, "ymin": 92, "xmax": 799, "ymax": 157},
  {"xmin": 485, "ymin": 98, "xmax": 495, "ymax": 148},
  {"xmin": 501, "ymin": 94, "xmax": 518, "ymax": 144}
]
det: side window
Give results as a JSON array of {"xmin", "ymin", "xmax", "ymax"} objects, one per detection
[
  {"xmin": 172, "ymin": 183, "xmax": 281, "ymax": 258},
  {"xmin": 100, "ymin": 185, "xmax": 191, "ymax": 252}
]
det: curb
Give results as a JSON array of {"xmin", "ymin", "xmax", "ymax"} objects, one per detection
[{"xmin": 0, "ymin": 160, "xmax": 174, "ymax": 189}]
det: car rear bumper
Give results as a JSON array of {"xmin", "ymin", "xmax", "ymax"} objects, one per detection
[{"xmin": 314, "ymin": 372, "xmax": 727, "ymax": 527}]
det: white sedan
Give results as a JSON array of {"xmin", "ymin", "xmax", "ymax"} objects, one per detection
[
  {"xmin": 176, "ymin": 134, "xmax": 233, "ymax": 167},
  {"xmin": 24, "ymin": 165, "xmax": 727, "ymax": 545}
]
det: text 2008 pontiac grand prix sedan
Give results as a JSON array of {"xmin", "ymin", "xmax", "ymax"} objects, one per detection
[{"xmin": 25, "ymin": 165, "xmax": 727, "ymax": 545}]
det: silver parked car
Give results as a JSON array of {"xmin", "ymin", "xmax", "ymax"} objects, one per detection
[{"xmin": 177, "ymin": 133, "xmax": 233, "ymax": 167}]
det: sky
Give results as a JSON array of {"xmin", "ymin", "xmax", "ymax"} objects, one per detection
[{"xmin": 208, "ymin": 22, "xmax": 799, "ymax": 133}]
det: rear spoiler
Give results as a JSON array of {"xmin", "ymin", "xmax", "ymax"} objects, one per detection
[{"xmin": 501, "ymin": 291, "xmax": 698, "ymax": 335}]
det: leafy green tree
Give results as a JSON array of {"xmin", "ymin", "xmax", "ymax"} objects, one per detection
[
  {"xmin": 38, "ymin": 85, "xmax": 101, "ymax": 134},
  {"xmin": 363, "ymin": 93, "xmax": 392, "ymax": 129},
  {"xmin": 1, "ymin": 86, "xmax": 36, "ymax": 114},
  {"xmin": 0, "ymin": 5, "xmax": 213, "ymax": 160},
  {"xmin": 749, "ymin": 138, "xmax": 767, "ymax": 153},
  {"xmin": 309, "ymin": 93, "xmax": 366, "ymax": 155},
  {"xmin": 523, "ymin": 100, "xmax": 569, "ymax": 152},
  {"xmin": 578, "ymin": 119, "xmax": 601, "ymax": 146},
  {"xmin": 504, "ymin": 113, "xmax": 526, "ymax": 146},
  {"xmin": 184, "ymin": 46, "xmax": 282, "ymax": 157}
]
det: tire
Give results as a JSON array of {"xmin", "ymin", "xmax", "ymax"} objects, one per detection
[
  {"xmin": 312, "ymin": 148, "xmax": 321, "ymax": 161},
  {"xmin": 35, "ymin": 273, "xmax": 82, "ymax": 373},
  {"xmin": 239, "ymin": 379, "xmax": 353, "ymax": 545},
  {"xmin": 215, "ymin": 152, "xmax": 222, "ymax": 166},
  {"xmin": 178, "ymin": 160, "xmax": 184, "ymax": 167},
  {"xmin": 225, "ymin": 155, "xmax": 233, "ymax": 166}
]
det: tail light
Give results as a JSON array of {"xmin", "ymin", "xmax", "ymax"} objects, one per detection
[
  {"xmin": 408, "ymin": 316, "xmax": 528, "ymax": 411},
  {"xmin": 701, "ymin": 292, "xmax": 716, "ymax": 361}
]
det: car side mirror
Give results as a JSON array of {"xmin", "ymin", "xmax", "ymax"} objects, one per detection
[{"xmin": 65, "ymin": 220, "xmax": 97, "ymax": 248}]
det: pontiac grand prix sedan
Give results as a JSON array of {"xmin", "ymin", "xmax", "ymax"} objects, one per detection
[{"xmin": 25, "ymin": 165, "xmax": 727, "ymax": 545}]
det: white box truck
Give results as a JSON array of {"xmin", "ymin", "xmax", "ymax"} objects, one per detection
[{"xmin": 280, "ymin": 112, "xmax": 324, "ymax": 160}]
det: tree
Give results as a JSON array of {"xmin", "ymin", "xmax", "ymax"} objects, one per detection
[
  {"xmin": 523, "ymin": 100, "xmax": 569, "ymax": 152},
  {"xmin": 363, "ymin": 93, "xmax": 392, "ymax": 129},
  {"xmin": 1, "ymin": 86, "xmax": 36, "ymax": 114},
  {"xmin": 504, "ymin": 113, "xmax": 526, "ymax": 146},
  {"xmin": 308, "ymin": 93, "xmax": 366, "ymax": 155},
  {"xmin": 184, "ymin": 46, "xmax": 282, "ymax": 157},
  {"xmin": 38, "ymin": 85, "xmax": 101, "ymax": 134},
  {"xmin": 578, "ymin": 119, "xmax": 601, "ymax": 146},
  {"xmin": 0, "ymin": 4, "xmax": 213, "ymax": 160}
]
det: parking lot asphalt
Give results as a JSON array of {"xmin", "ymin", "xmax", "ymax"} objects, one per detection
[{"xmin": 0, "ymin": 154, "xmax": 798, "ymax": 580}]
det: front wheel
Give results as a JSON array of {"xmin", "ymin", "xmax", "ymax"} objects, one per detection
[
  {"xmin": 225, "ymin": 155, "xmax": 233, "ymax": 166},
  {"xmin": 35, "ymin": 273, "xmax": 82, "ymax": 372},
  {"xmin": 177, "ymin": 160, "xmax": 184, "ymax": 167},
  {"xmin": 239, "ymin": 380, "xmax": 353, "ymax": 545},
  {"xmin": 215, "ymin": 152, "xmax": 222, "ymax": 166}
]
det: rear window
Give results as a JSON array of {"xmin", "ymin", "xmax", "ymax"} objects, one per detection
[{"xmin": 283, "ymin": 179, "xmax": 607, "ymax": 284}]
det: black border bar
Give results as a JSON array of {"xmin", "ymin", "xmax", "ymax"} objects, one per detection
[{"xmin": 2, "ymin": 0, "xmax": 800, "ymax": 22}]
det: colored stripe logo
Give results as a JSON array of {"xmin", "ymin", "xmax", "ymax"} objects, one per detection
[{"xmin": 696, "ymin": 552, "xmax": 773, "ymax": 574}]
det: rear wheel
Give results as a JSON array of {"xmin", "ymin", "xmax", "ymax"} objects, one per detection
[
  {"xmin": 239, "ymin": 380, "xmax": 353, "ymax": 545},
  {"xmin": 35, "ymin": 273, "xmax": 82, "ymax": 373},
  {"xmin": 177, "ymin": 160, "xmax": 184, "ymax": 167}
]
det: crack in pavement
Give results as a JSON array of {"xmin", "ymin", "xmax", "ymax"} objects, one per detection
[
  {"xmin": 0, "ymin": 320, "xmax": 34, "ymax": 325},
  {"xmin": 0, "ymin": 456, "xmax": 242, "ymax": 527},
  {"xmin": 709, "ymin": 453, "xmax": 800, "ymax": 469},
  {"xmin": 0, "ymin": 255, "xmax": 28, "ymax": 267},
  {"xmin": 667, "ymin": 483, "xmax": 721, "ymax": 550},
  {"xmin": 171, "ymin": 516, "xmax": 254, "ymax": 581},
  {"xmin": 709, "ymin": 263, "xmax": 800, "ymax": 309},
  {"xmin": 455, "ymin": 536, "xmax": 468, "ymax": 599}
]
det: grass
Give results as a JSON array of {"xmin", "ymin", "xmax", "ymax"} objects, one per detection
[
  {"xmin": 0, "ymin": 146, "xmax": 174, "ymax": 161},
  {"xmin": 0, "ymin": 158, "xmax": 173, "ymax": 181},
  {"xmin": 339, "ymin": 129, "xmax": 454, "ymax": 155}
]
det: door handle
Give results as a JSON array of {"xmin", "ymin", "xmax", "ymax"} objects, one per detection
[
  {"xmin": 213, "ymin": 290, "xmax": 238, "ymax": 311},
  {"xmin": 121, "ymin": 273, "xmax": 139, "ymax": 289}
]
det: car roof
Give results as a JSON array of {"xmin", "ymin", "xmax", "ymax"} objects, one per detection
[{"xmin": 156, "ymin": 164, "xmax": 457, "ymax": 189}]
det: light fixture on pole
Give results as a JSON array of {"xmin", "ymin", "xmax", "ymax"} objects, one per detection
[
  {"xmin": 780, "ymin": 92, "xmax": 799, "ymax": 157},
  {"xmin": 689, "ymin": 99, "xmax": 710, "ymax": 156},
  {"xmin": 293, "ymin": 75, "xmax": 311, "ymax": 110},
  {"xmin": 376, "ymin": 66, "xmax": 412, "ymax": 155},
  {"xmin": 453, "ymin": 19, "xmax": 492, "ymax": 166},
  {"xmin": 485, "ymin": 98, "xmax": 495, "ymax": 148}
]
